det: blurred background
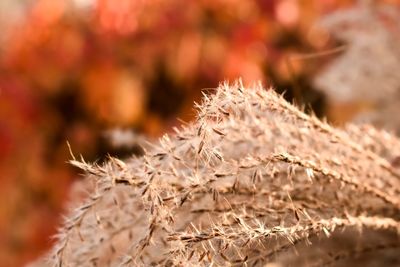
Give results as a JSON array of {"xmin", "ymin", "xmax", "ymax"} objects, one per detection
[{"xmin": 0, "ymin": 0, "xmax": 399, "ymax": 266}]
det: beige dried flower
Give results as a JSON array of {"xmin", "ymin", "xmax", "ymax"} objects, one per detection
[
  {"xmin": 313, "ymin": 1, "xmax": 400, "ymax": 133},
  {"xmin": 314, "ymin": 1, "xmax": 400, "ymax": 104},
  {"xmin": 32, "ymin": 81, "xmax": 399, "ymax": 267}
]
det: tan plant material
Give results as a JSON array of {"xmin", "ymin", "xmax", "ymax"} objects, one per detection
[
  {"xmin": 33, "ymin": 82, "xmax": 399, "ymax": 266},
  {"xmin": 313, "ymin": 1, "xmax": 400, "ymax": 132},
  {"xmin": 314, "ymin": 1, "xmax": 400, "ymax": 104}
]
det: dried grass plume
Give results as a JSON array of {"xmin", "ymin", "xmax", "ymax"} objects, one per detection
[{"xmin": 33, "ymin": 81, "xmax": 400, "ymax": 266}]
